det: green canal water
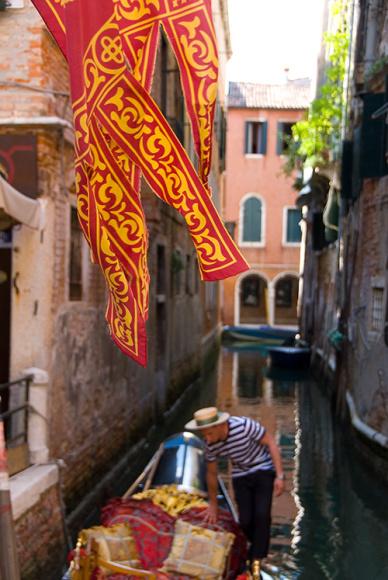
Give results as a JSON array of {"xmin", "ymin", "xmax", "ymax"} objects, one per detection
[{"xmin": 181, "ymin": 345, "xmax": 388, "ymax": 580}]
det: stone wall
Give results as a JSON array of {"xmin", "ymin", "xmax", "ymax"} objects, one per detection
[{"xmin": 343, "ymin": 177, "xmax": 388, "ymax": 434}]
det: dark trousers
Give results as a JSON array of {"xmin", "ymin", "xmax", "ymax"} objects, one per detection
[{"xmin": 232, "ymin": 469, "xmax": 275, "ymax": 560}]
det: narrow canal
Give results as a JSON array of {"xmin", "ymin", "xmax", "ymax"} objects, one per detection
[
  {"xmin": 78, "ymin": 343, "xmax": 388, "ymax": 580},
  {"xmin": 180, "ymin": 344, "xmax": 388, "ymax": 580}
]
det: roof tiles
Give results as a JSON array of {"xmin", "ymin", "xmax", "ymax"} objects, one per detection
[{"xmin": 228, "ymin": 80, "xmax": 311, "ymax": 110}]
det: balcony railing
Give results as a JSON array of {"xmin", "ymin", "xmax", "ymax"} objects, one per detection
[{"xmin": 0, "ymin": 375, "xmax": 32, "ymax": 475}]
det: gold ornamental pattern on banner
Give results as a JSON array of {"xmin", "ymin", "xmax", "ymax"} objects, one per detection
[{"xmin": 31, "ymin": 0, "xmax": 249, "ymax": 365}]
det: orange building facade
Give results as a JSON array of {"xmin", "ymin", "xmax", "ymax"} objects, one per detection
[{"xmin": 222, "ymin": 81, "xmax": 310, "ymax": 327}]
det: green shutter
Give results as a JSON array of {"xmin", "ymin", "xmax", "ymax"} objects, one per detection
[
  {"xmin": 287, "ymin": 209, "xmax": 302, "ymax": 242},
  {"xmin": 276, "ymin": 122, "xmax": 284, "ymax": 155},
  {"xmin": 259, "ymin": 122, "xmax": 268, "ymax": 155},
  {"xmin": 360, "ymin": 93, "xmax": 386, "ymax": 178},
  {"xmin": 340, "ymin": 140, "xmax": 353, "ymax": 199},
  {"xmin": 243, "ymin": 197, "xmax": 262, "ymax": 242},
  {"xmin": 244, "ymin": 122, "xmax": 250, "ymax": 153}
]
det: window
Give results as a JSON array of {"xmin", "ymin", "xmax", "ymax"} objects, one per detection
[
  {"xmin": 277, "ymin": 122, "xmax": 294, "ymax": 155},
  {"xmin": 205, "ymin": 282, "xmax": 217, "ymax": 312},
  {"xmin": 156, "ymin": 244, "xmax": 166, "ymax": 297},
  {"xmin": 242, "ymin": 276, "xmax": 261, "ymax": 307},
  {"xmin": 241, "ymin": 196, "xmax": 263, "ymax": 244},
  {"xmin": 171, "ymin": 249, "xmax": 184, "ymax": 295},
  {"xmin": 160, "ymin": 34, "xmax": 185, "ymax": 144},
  {"xmin": 160, "ymin": 35, "xmax": 168, "ymax": 117},
  {"xmin": 185, "ymin": 254, "xmax": 195, "ymax": 295},
  {"xmin": 244, "ymin": 121, "xmax": 267, "ymax": 155},
  {"xmin": 216, "ymin": 103, "xmax": 227, "ymax": 171},
  {"xmin": 69, "ymin": 207, "xmax": 83, "ymax": 301},
  {"xmin": 285, "ymin": 208, "xmax": 302, "ymax": 244},
  {"xmin": 370, "ymin": 287, "xmax": 384, "ymax": 332},
  {"xmin": 275, "ymin": 278, "xmax": 292, "ymax": 308}
]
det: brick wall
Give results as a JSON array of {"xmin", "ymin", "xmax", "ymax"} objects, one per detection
[{"xmin": 15, "ymin": 483, "xmax": 66, "ymax": 580}]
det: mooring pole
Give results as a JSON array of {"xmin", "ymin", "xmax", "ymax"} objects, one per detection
[{"xmin": 0, "ymin": 398, "xmax": 20, "ymax": 580}]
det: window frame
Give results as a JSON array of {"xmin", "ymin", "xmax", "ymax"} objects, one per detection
[
  {"xmin": 239, "ymin": 193, "xmax": 266, "ymax": 248},
  {"xmin": 244, "ymin": 119, "xmax": 268, "ymax": 157},
  {"xmin": 283, "ymin": 206, "xmax": 302, "ymax": 246},
  {"xmin": 276, "ymin": 121, "xmax": 295, "ymax": 156},
  {"xmin": 368, "ymin": 279, "xmax": 385, "ymax": 341},
  {"xmin": 69, "ymin": 204, "xmax": 84, "ymax": 301}
]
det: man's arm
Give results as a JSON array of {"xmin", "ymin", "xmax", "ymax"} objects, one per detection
[
  {"xmin": 203, "ymin": 460, "xmax": 219, "ymax": 523},
  {"xmin": 260, "ymin": 431, "xmax": 285, "ymax": 497}
]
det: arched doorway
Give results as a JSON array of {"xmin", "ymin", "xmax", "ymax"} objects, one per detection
[
  {"xmin": 238, "ymin": 274, "xmax": 268, "ymax": 324},
  {"xmin": 274, "ymin": 274, "xmax": 299, "ymax": 325}
]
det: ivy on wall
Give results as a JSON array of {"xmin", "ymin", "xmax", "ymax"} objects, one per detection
[{"xmin": 284, "ymin": 0, "xmax": 350, "ymax": 174}]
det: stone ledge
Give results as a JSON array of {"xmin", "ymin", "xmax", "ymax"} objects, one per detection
[{"xmin": 10, "ymin": 464, "xmax": 59, "ymax": 520}]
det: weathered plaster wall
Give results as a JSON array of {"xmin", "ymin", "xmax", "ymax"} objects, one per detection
[{"xmin": 345, "ymin": 177, "xmax": 388, "ymax": 434}]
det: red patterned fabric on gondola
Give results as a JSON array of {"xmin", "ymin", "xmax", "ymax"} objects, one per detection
[{"xmin": 101, "ymin": 497, "xmax": 247, "ymax": 578}]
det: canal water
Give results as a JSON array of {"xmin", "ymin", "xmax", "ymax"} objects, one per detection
[{"xmin": 180, "ymin": 344, "xmax": 388, "ymax": 580}]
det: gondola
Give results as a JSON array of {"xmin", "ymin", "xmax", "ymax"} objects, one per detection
[
  {"xmin": 65, "ymin": 432, "xmax": 273, "ymax": 579},
  {"xmin": 222, "ymin": 325, "xmax": 297, "ymax": 345}
]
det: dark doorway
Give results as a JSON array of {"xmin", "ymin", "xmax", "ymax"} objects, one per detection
[
  {"xmin": 0, "ymin": 228, "xmax": 12, "ymax": 415},
  {"xmin": 274, "ymin": 275, "xmax": 299, "ymax": 325},
  {"xmin": 239, "ymin": 274, "xmax": 268, "ymax": 324}
]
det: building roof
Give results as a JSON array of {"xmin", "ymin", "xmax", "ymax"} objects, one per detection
[{"xmin": 228, "ymin": 80, "xmax": 311, "ymax": 110}]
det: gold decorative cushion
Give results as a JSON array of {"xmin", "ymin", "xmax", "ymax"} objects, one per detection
[
  {"xmin": 163, "ymin": 519, "xmax": 235, "ymax": 579},
  {"xmin": 133, "ymin": 484, "xmax": 208, "ymax": 517},
  {"xmin": 79, "ymin": 523, "xmax": 139, "ymax": 569}
]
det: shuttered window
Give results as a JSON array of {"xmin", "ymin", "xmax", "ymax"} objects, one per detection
[
  {"xmin": 245, "ymin": 121, "xmax": 267, "ymax": 154},
  {"xmin": 242, "ymin": 197, "xmax": 262, "ymax": 242},
  {"xmin": 286, "ymin": 208, "xmax": 302, "ymax": 243}
]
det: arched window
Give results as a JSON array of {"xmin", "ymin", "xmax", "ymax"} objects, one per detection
[
  {"xmin": 242, "ymin": 196, "xmax": 262, "ymax": 243},
  {"xmin": 274, "ymin": 274, "xmax": 299, "ymax": 325},
  {"xmin": 239, "ymin": 274, "xmax": 268, "ymax": 324}
]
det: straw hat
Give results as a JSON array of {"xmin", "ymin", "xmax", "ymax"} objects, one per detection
[{"xmin": 185, "ymin": 407, "xmax": 230, "ymax": 431}]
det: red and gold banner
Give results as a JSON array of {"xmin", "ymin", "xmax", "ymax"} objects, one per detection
[{"xmin": 31, "ymin": 0, "xmax": 249, "ymax": 366}]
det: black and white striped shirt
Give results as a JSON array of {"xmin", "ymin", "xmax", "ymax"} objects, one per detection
[{"xmin": 205, "ymin": 416, "xmax": 274, "ymax": 478}]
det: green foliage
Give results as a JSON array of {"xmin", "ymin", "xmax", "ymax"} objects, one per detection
[{"xmin": 284, "ymin": 0, "xmax": 350, "ymax": 174}]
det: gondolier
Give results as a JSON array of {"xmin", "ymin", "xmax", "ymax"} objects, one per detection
[{"xmin": 185, "ymin": 407, "xmax": 285, "ymax": 579}]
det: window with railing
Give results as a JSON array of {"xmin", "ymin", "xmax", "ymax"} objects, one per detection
[{"xmin": 0, "ymin": 375, "xmax": 32, "ymax": 475}]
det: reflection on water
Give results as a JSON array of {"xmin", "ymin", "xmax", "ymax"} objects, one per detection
[{"xmin": 215, "ymin": 346, "xmax": 388, "ymax": 580}]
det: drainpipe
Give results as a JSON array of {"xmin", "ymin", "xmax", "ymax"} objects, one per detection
[{"xmin": 346, "ymin": 391, "xmax": 388, "ymax": 448}]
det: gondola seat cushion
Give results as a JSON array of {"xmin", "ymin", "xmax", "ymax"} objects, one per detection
[
  {"xmin": 79, "ymin": 523, "xmax": 140, "ymax": 571},
  {"xmin": 162, "ymin": 519, "xmax": 235, "ymax": 578}
]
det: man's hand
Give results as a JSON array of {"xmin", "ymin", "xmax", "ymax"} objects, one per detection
[
  {"xmin": 202, "ymin": 502, "xmax": 218, "ymax": 524},
  {"xmin": 274, "ymin": 477, "xmax": 285, "ymax": 497}
]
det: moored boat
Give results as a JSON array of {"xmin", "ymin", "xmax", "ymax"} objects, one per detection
[
  {"xmin": 266, "ymin": 346, "xmax": 311, "ymax": 369},
  {"xmin": 222, "ymin": 325, "xmax": 297, "ymax": 345},
  {"xmin": 263, "ymin": 364, "xmax": 311, "ymax": 382}
]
